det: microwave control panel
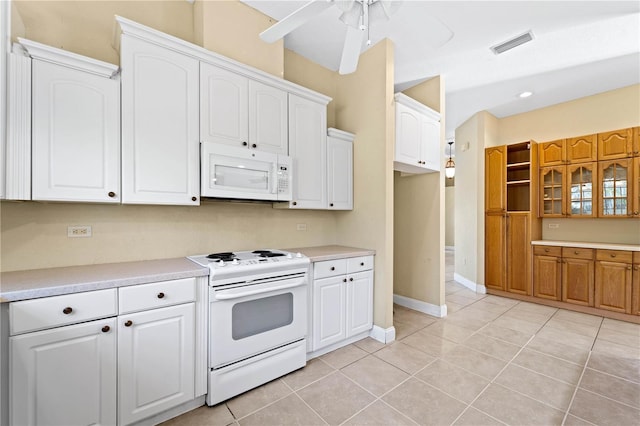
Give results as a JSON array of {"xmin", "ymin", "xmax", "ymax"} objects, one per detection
[{"xmin": 277, "ymin": 165, "xmax": 289, "ymax": 194}]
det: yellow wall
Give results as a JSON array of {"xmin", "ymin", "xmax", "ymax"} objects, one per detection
[
  {"xmin": 445, "ymin": 186, "xmax": 455, "ymax": 247},
  {"xmin": 393, "ymin": 76, "xmax": 446, "ymax": 308}
]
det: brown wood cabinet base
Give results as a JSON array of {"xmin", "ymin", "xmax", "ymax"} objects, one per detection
[{"xmin": 486, "ymin": 288, "xmax": 640, "ymax": 324}]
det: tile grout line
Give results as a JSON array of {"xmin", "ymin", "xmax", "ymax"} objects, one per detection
[{"xmin": 561, "ymin": 351, "xmax": 592, "ymax": 425}]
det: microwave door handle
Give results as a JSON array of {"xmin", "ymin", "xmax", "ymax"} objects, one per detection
[
  {"xmin": 214, "ymin": 278, "xmax": 306, "ymax": 300},
  {"xmin": 272, "ymin": 162, "xmax": 278, "ymax": 194}
]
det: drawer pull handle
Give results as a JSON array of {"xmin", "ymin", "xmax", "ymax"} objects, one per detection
[
  {"xmin": 574, "ymin": 251, "xmax": 579, "ymax": 255},
  {"xmin": 330, "ymin": 267, "xmax": 335, "ymax": 271},
  {"xmin": 157, "ymin": 292, "xmax": 165, "ymax": 299},
  {"xmin": 611, "ymin": 254, "xmax": 617, "ymax": 258},
  {"xmin": 124, "ymin": 320, "xmax": 133, "ymax": 327},
  {"xmin": 544, "ymin": 248, "xmax": 550, "ymax": 253},
  {"xmin": 102, "ymin": 325, "xmax": 110, "ymax": 333},
  {"xmin": 349, "ymin": 277, "xmax": 354, "ymax": 282},
  {"xmin": 62, "ymin": 307, "xmax": 73, "ymax": 315},
  {"xmin": 360, "ymin": 262, "xmax": 365, "ymax": 266}
]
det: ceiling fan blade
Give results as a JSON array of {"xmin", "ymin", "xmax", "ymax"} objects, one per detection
[
  {"xmin": 259, "ymin": 0, "xmax": 335, "ymax": 43},
  {"xmin": 339, "ymin": 24, "xmax": 365, "ymax": 74}
]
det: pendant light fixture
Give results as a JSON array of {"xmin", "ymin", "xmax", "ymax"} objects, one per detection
[{"xmin": 445, "ymin": 141, "xmax": 455, "ymax": 179}]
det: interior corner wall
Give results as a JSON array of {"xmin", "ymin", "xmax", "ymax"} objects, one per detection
[
  {"xmin": 445, "ymin": 186, "xmax": 455, "ymax": 247},
  {"xmin": 393, "ymin": 76, "xmax": 446, "ymax": 308},
  {"xmin": 333, "ymin": 39, "xmax": 395, "ymax": 330}
]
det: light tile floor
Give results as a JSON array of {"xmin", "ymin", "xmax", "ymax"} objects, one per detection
[{"xmin": 163, "ymin": 250, "xmax": 640, "ymax": 425}]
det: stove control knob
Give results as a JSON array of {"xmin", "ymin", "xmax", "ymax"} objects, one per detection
[
  {"xmin": 232, "ymin": 259, "xmax": 239, "ymax": 265},
  {"xmin": 286, "ymin": 253, "xmax": 293, "ymax": 259},
  {"xmin": 218, "ymin": 260, "xmax": 225, "ymax": 267},
  {"xmin": 295, "ymin": 252, "xmax": 303, "ymax": 258}
]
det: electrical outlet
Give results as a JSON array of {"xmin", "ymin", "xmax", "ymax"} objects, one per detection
[
  {"xmin": 296, "ymin": 223, "xmax": 307, "ymax": 231},
  {"xmin": 68, "ymin": 226, "xmax": 92, "ymax": 238},
  {"xmin": 548, "ymin": 223, "xmax": 560, "ymax": 229}
]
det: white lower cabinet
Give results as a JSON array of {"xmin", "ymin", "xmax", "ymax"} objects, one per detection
[
  {"xmin": 10, "ymin": 318, "xmax": 117, "ymax": 426},
  {"xmin": 118, "ymin": 303, "xmax": 195, "ymax": 426},
  {"xmin": 311, "ymin": 256, "xmax": 373, "ymax": 353}
]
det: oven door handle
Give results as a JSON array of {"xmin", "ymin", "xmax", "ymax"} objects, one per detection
[{"xmin": 213, "ymin": 278, "xmax": 306, "ymax": 300}]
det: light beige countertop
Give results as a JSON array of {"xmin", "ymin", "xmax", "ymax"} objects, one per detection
[
  {"xmin": 286, "ymin": 245, "xmax": 375, "ymax": 262},
  {"xmin": 531, "ymin": 240, "xmax": 640, "ymax": 252},
  {"xmin": 0, "ymin": 258, "xmax": 209, "ymax": 303}
]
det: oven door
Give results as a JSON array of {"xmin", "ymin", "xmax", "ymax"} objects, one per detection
[{"xmin": 209, "ymin": 274, "xmax": 307, "ymax": 368}]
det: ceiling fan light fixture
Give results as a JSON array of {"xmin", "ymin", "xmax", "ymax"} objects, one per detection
[{"xmin": 339, "ymin": 1, "xmax": 362, "ymax": 28}]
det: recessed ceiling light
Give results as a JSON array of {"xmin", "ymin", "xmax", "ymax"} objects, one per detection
[{"xmin": 518, "ymin": 91, "xmax": 533, "ymax": 98}]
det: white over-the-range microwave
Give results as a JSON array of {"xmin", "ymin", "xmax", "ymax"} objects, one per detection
[{"xmin": 201, "ymin": 142, "xmax": 292, "ymax": 201}]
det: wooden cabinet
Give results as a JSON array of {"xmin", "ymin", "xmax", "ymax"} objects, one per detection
[
  {"xmin": 562, "ymin": 248, "xmax": 595, "ymax": 306},
  {"xmin": 506, "ymin": 213, "xmax": 531, "ymax": 295},
  {"xmin": 485, "ymin": 146, "xmax": 507, "ymax": 213},
  {"xmin": 200, "ymin": 63, "xmax": 288, "ymax": 155},
  {"xmin": 633, "ymin": 127, "xmax": 640, "ymax": 156},
  {"xmin": 485, "ymin": 212, "xmax": 506, "ymax": 291},
  {"xmin": 598, "ymin": 128, "xmax": 634, "ymax": 160},
  {"xmin": 533, "ymin": 245, "xmax": 562, "ymax": 300},
  {"xmin": 23, "ymin": 39, "xmax": 121, "ymax": 203},
  {"xmin": 393, "ymin": 93, "xmax": 441, "ymax": 174},
  {"xmin": 566, "ymin": 134, "xmax": 596, "ymax": 163},
  {"xmin": 632, "ymin": 156, "xmax": 640, "ymax": 217},
  {"xmin": 598, "ymin": 159, "xmax": 632, "ymax": 217},
  {"xmin": 539, "ymin": 140, "xmax": 565, "ymax": 166},
  {"xmin": 286, "ymin": 93, "xmax": 328, "ymax": 209},
  {"xmin": 631, "ymin": 252, "xmax": 640, "ymax": 315},
  {"xmin": 311, "ymin": 256, "xmax": 373, "ymax": 353},
  {"xmin": 566, "ymin": 162, "xmax": 597, "ymax": 217},
  {"xmin": 120, "ymin": 34, "xmax": 200, "ymax": 205},
  {"xmin": 595, "ymin": 249, "xmax": 633, "ymax": 313},
  {"xmin": 540, "ymin": 166, "xmax": 565, "ymax": 217},
  {"xmin": 118, "ymin": 303, "xmax": 195, "ymax": 425},
  {"xmin": 327, "ymin": 128, "xmax": 354, "ymax": 210}
]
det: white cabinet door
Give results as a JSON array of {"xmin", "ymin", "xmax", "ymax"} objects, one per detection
[
  {"xmin": 346, "ymin": 270, "xmax": 373, "ymax": 337},
  {"xmin": 327, "ymin": 136, "xmax": 353, "ymax": 210},
  {"xmin": 288, "ymin": 94, "xmax": 327, "ymax": 209},
  {"xmin": 395, "ymin": 103, "xmax": 421, "ymax": 168},
  {"xmin": 249, "ymin": 80, "xmax": 288, "ymax": 155},
  {"xmin": 31, "ymin": 60, "xmax": 120, "ymax": 203},
  {"xmin": 200, "ymin": 63, "xmax": 248, "ymax": 149},
  {"xmin": 118, "ymin": 303, "xmax": 195, "ymax": 426},
  {"xmin": 313, "ymin": 276, "xmax": 346, "ymax": 351},
  {"xmin": 10, "ymin": 318, "xmax": 117, "ymax": 426},
  {"xmin": 121, "ymin": 35, "xmax": 200, "ymax": 205},
  {"xmin": 421, "ymin": 115, "xmax": 441, "ymax": 172}
]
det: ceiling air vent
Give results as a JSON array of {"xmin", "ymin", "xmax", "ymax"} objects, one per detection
[{"xmin": 490, "ymin": 31, "xmax": 534, "ymax": 55}]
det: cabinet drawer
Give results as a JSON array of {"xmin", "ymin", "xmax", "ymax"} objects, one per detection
[
  {"xmin": 119, "ymin": 278, "xmax": 196, "ymax": 314},
  {"xmin": 313, "ymin": 259, "xmax": 347, "ymax": 279},
  {"xmin": 634, "ymin": 252, "xmax": 640, "ymax": 264},
  {"xmin": 9, "ymin": 289, "xmax": 117, "ymax": 335},
  {"xmin": 596, "ymin": 250, "xmax": 633, "ymax": 263},
  {"xmin": 347, "ymin": 256, "xmax": 373, "ymax": 273},
  {"xmin": 533, "ymin": 246, "xmax": 562, "ymax": 257},
  {"xmin": 562, "ymin": 247, "xmax": 594, "ymax": 260}
]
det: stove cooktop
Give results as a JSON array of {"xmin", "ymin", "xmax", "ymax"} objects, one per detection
[{"xmin": 188, "ymin": 249, "xmax": 305, "ymax": 269}]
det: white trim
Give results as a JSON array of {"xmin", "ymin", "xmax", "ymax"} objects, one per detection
[
  {"xmin": 394, "ymin": 92, "xmax": 440, "ymax": 121},
  {"xmin": 393, "ymin": 294, "xmax": 447, "ymax": 318},
  {"xmin": 194, "ymin": 276, "xmax": 208, "ymax": 397},
  {"xmin": 114, "ymin": 16, "xmax": 331, "ymax": 105},
  {"xmin": 130, "ymin": 396, "xmax": 205, "ymax": 426},
  {"xmin": 445, "ymin": 246, "xmax": 455, "ymax": 252},
  {"xmin": 327, "ymin": 128, "xmax": 355, "ymax": 142},
  {"xmin": 369, "ymin": 325, "xmax": 395, "ymax": 344},
  {"xmin": 453, "ymin": 273, "xmax": 487, "ymax": 294},
  {"xmin": 0, "ymin": 0, "xmax": 9, "ymax": 200},
  {"xmin": 306, "ymin": 330, "xmax": 371, "ymax": 360},
  {"xmin": 18, "ymin": 38, "xmax": 119, "ymax": 78}
]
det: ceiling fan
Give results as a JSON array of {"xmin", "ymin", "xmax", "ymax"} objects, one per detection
[{"xmin": 260, "ymin": 0, "xmax": 402, "ymax": 75}]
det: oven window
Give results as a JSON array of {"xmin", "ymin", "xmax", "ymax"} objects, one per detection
[
  {"xmin": 231, "ymin": 293, "xmax": 293, "ymax": 340},
  {"xmin": 213, "ymin": 165, "xmax": 269, "ymax": 191}
]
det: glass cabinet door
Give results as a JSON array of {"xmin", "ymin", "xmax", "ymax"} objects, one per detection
[
  {"xmin": 540, "ymin": 166, "xmax": 565, "ymax": 217},
  {"xmin": 567, "ymin": 163, "xmax": 596, "ymax": 217},
  {"xmin": 599, "ymin": 159, "xmax": 631, "ymax": 217}
]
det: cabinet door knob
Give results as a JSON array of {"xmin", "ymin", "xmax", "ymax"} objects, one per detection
[
  {"xmin": 251, "ymin": 143, "xmax": 257, "ymax": 149},
  {"xmin": 330, "ymin": 203, "xmax": 334, "ymax": 207},
  {"xmin": 102, "ymin": 325, "xmax": 110, "ymax": 333},
  {"xmin": 349, "ymin": 277, "xmax": 354, "ymax": 282},
  {"xmin": 191, "ymin": 196, "xmax": 197, "ymax": 202},
  {"xmin": 62, "ymin": 307, "xmax": 73, "ymax": 315},
  {"xmin": 108, "ymin": 191, "xmax": 116, "ymax": 198},
  {"xmin": 330, "ymin": 266, "xmax": 335, "ymax": 271},
  {"xmin": 611, "ymin": 254, "xmax": 617, "ymax": 258},
  {"xmin": 292, "ymin": 201, "xmax": 297, "ymax": 206},
  {"xmin": 242, "ymin": 141, "xmax": 248, "ymax": 146},
  {"xmin": 627, "ymin": 266, "xmax": 632, "ymax": 270},
  {"xmin": 124, "ymin": 320, "xmax": 133, "ymax": 327},
  {"xmin": 343, "ymin": 278, "xmax": 347, "ymax": 282},
  {"xmin": 634, "ymin": 266, "xmax": 639, "ymax": 271},
  {"xmin": 157, "ymin": 292, "xmax": 165, "ymax": 299},
  {"xmin": 544, "ymin": 248, "xmax": 550, "ymax": 253},
  {"xmin": 574, "ymin": 251, "xmax": 579, "ymax": 255}
]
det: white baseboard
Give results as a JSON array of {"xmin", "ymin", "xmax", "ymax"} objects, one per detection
[
  {"xmin": 393, "ymin": 294, "xmax": 447, "ymax": 318},
  {"xmin": 453, "ymin": 273, "xmax": 487, "ymax": 294},
  {"xmin": 369, "ymin": 325, "xmax": 396, "ymax": 344},
  {"xmin": 306, "ymin": 330, "xmax": 372, "ymax": 360}
]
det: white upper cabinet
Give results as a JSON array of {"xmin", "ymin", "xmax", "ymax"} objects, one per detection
[
  {"xmin": 201, "ymin": 63, "xmax": 287, "ymax": 155},
  {"xmin": 30, "ymin": 54, "xmax": 120, "ymax": 203},
  {"xmin": 394, "ymin": 92, "xmax": 441, "ymax": 174},
  {"xmin": 120, "ymin": 34, "xmax": 200, "ymax": 205},
  {"xmin": 286, "ymin": 94, "xmax": 327, "ymax": 209},
  {"xmin": 327, "ymin": 128, "xmax": 354, "ymax": 210}
]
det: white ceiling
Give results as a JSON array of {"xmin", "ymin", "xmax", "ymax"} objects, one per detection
[{"xmin": 241, "ymin": 0, "xmax": 640, "ymax": 142}]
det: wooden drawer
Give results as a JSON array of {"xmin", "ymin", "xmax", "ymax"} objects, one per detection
[
  {"xmin": 347, "ymin": 256, "xmax": 373, "ymax": 273},
  {"xmin": 533, "ymin": 245, "xmax": 562, "ymax": 257},
  {"xmin": 562, "ymin": 247, "xmax": 594, "ymax": 260},
  {"xmin": 119, "ymin": 278, "xmax": 196, "ymax": 314},
  {"xmin": 9, "ymin": 288, "xmax": 117, "ymax": 335},
  {"xmin": 596, "ymin": 249, "xmax": 633, "ymax": 263},
  {"xmin": 313, "ymin": 259, "xmax": 347, "ymax": 279},
  {"xmin": 634, "ymin": 252, "xmax": 640, "ymax": 264}
]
